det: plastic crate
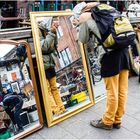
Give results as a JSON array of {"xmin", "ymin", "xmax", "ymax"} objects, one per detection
[{"xmin": 70, "ymin": 92, "xmax": 87, "ymax": 103}]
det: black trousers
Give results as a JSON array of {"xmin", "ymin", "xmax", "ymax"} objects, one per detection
[{"xmin": 5, "ymin": 100, "xmax": 23, "ymax": 129}]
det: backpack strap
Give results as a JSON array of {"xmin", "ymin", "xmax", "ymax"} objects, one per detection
[{"xmin": 90, "ymin": 31, "xmax": 109, "ymax": 54}]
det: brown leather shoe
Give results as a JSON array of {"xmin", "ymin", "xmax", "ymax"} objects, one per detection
[
  {"xmin": 90, "ymin": 119, "xmax": 113, "ymax": 130},
  {"xmin": 113, "ymin": 123, "xmax": 121, "ymax": 129}
]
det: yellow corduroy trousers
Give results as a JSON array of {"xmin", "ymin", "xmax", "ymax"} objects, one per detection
[
  {"xmin": 46, "ymin": 76, "xmax": 64, "ymax": 113},
  {"xmin": 102, "ymin": 69, "xmax": 129, "ymax": 125}
]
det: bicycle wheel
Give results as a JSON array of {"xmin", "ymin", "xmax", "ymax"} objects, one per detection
[{"xmin": 91, "ymin": 67, "xmax": 102, "ymax": 82}]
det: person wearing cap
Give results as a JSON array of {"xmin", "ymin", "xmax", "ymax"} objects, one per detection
[
  {"xmin": 1, "ymin": 87, "xmax": 10, "ymax": 101},
  {"xmin": 73, "ymin": 2, "xmax": 130, "ymax": 130},
  {"xmin": 0, "ymin": 94, "xmax": 24, "ymax": 134},
  {"xmin": 38, "ymin": 17, "xmax": 65, "ymax": 116}
]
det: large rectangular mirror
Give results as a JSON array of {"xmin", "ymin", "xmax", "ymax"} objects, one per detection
[
  {"xmin": 30, "ymin": 11, "xmax": 94, "ymax": 127},
  {"xmin": 0, "ymin": 40, "xmax": 43, "ymax": 139}
]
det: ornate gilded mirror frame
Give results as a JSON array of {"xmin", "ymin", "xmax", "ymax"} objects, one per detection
[{"xmin": 30, "ymin": 11, "xmax": 94, "ymax": 127}]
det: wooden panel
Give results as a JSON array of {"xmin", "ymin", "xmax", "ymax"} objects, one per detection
[{"xmin": 0, "ymin": 27, "xmax": 32, "ymax": 40}]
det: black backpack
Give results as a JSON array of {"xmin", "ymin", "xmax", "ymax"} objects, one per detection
[{"xmin": 90, "ymin": 4, "xmax": 136, "ymax": 51}]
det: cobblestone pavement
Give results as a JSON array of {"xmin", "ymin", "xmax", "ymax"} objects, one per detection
[{"xmin": 25, "ymin": 76, "xmax": 140, "ymax": 139}]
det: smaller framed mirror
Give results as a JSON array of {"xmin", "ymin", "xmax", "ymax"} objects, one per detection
[{"xmin": 0, "ymin": 40, "xmax": 43, "ymax": 139}]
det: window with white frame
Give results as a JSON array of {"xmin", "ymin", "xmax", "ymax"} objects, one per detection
[
  {"xmin": 59, "ymin": 47, "xmax": 72, "ymax": 68},
  {"xmin": 57, "ymin": 26, "xmax": 63, "ymax": 39}
]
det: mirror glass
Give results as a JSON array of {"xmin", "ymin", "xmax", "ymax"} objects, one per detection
[
  {"xmin": 85, "ymin": 39, "xmax": 106, "ymax": 102},
  {"xmin": 30, "ymin": 12, "xmax": 94, "ymax": 126},
  {"xmin": 0, "ymin": 42, "xmax": 42, "ymax": 139}
]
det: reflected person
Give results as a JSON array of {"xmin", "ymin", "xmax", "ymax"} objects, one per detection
[
  {"xmin": 38, "ymin": 17, "xmax": 65, "ymax": 116},
  {"xmin": 0, "ymin": 94, "xmax": 24, "ymax": 134},
  {"xmin": 1, "ymin": 87, "xmax": 10, "ymax": 100}
]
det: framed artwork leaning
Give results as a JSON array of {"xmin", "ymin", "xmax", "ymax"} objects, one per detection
[{"xmin": 10, "ymin": 81, "xmax": 20, "ymax": 94}]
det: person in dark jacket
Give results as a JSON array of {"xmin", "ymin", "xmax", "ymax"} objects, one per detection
[
  {"xmin": 73, "ymin": 2, "xmax": 130, "ymax": 130},
  {"xmin": 0, "ymin": 94, "xmax": 24, "ymax": 134}
]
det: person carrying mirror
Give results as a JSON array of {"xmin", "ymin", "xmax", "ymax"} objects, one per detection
[
  {"xmin": 73, "ymin": 2, "xmax": 130, "ymax": 130},
  {"xmin": 38, "ymin": 17, "xmax": 65, "ymax": 116},
  {"xmin": 0, "ymin": 94, "xmax": 24, "ymax": 134}
]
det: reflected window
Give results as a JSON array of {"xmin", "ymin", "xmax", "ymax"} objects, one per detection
[
  {"xmin": 59, "ymin": 47, "xmax": 72, "ymax": 68},
  {"xmin": 57, "ymin": 26, "xmax": 63, "ymax": 39},
  {"xmin": 59, "ymin": 54, "xmax": 65, "ymax": 68},
  {"xmin": 65, "ymin": 47, "xmax": 72, "ymax": 62}
]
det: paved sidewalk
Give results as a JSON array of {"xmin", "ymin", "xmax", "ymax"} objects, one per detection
[{"xmin": 26, "ymin": 76, "xmax": 140, "ymax": 139}]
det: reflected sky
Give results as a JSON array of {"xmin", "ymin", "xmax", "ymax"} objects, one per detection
[{"xmin": 0, "ymin": 44, "xmax": 15, "ymax": 58}]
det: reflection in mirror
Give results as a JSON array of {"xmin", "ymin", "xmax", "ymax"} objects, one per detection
[
  {"xmin": 85, "ymin": 40, "xmax": 106, "ymax": 102},
  {"xmin": 0, "ymin": 43, "xmax": 41, "ymax": 139},
  {"xmin": 31, "ymin": 12, "xmax": 93, "ymax": 124}
]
